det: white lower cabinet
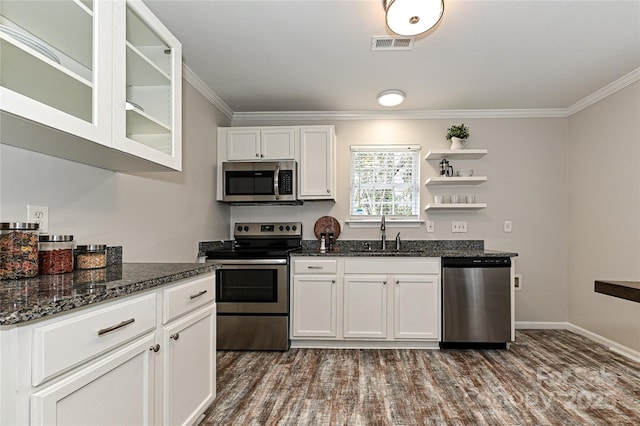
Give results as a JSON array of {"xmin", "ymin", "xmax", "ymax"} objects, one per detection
[
  {"xmin": 1, "ymin": 272, "xmax": 216, "ymax": 426},
  {"xmin": 162, "ymin": 304, "xmax": 216, "ymax": 426},
  {"xmin": 343, "ymin": 275, "xmax": 387, "ymax": 339},
  {"xmin": 292, "ymin": 275, "xmax": 337, "ymax": 337},
  {"xmin": 30, "ymin": 334, "xmax": 157, "ymax": 426},
  {"xmin": 291, "ymin": 257, "xmax": 441, "ymax": 346},
  {"xmin": 291, "ymin": 259, "xmax": 337, "ymax": 338},
  {"xmin": 393, "ymin": 274, "xmax": 440, "ymax": 340}
]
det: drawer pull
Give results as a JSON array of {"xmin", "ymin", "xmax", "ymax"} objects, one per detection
[
  {"xmin": 149, "ymin": 344, "xmax": 160, "ymax": 352},
  {"xmin": 189, "ymin": 289, "xmax": 208, "ymax": 299},
  {"xmin": 170, "ymin": 333, "xmax": 180, "ymax": 341},
  {"xmin": 97, "ymin": 318, "xmax": 135, "ymax": 336},
  {"xmin": 307, "ymin": 266, "xmax": 324, "ymax": 269}
]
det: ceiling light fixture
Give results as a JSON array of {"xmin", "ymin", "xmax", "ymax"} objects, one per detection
[
  {"xmin": 377, "ymin": 90, "xmax": 405, "ymax": 107},
  {"xmin": 384, "ymin": 0, "xmax": 444, "ymax": 36}
]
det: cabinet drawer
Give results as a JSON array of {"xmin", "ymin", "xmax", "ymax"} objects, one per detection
[
  {"xmin": 293, "ymin": 259, "xmax": 337, "ymax": 274},
  {"xmin": 163, "ymin": 273, "xmax": 215, "ymax": 324},
  {"xmin": 32, "ymin": 293, "xmax": 157, "ymax": 386},
  {"xmin": 344, "ymin": 258, "xmax": 440, "ymax": 274}
]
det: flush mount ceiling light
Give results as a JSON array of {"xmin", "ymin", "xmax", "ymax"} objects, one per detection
[
  {"xmin": 377, "ymin": 90, "xmax": 405, "ymax": 107},
  {"xmin": 384, "ymin": 0, "xmax": 444, "ymax": 36}
]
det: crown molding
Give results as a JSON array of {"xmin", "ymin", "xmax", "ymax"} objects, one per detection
[
  {"xmin": 566, "ymin": 67, "xmax": 640, "ymax": 116},
  {"xmin": 231, "ymin": 108, "xmax": 568, "ymax": 123},
  {"xmin": 182, "ymin": 64, "xmax": 233, "ymax": 120},
  {"xmin": 183, "ymin": 62, "xmax": 639, "ymax": 123}
]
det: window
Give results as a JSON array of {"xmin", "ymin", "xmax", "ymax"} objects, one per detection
[{"xmin": 350, "ymin": 145, "xmax": 420, "ymax": 219}]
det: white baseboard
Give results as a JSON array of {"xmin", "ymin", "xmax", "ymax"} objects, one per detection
[
  {"xmin": 515, "ymin": 321, "xmax": 640, "ymax": 363},
  {"xmin": 515, "ymin": 321, "xmax": 570, "ymax": 330},
  {"xmin": 566, "ymin": 323, "xmax": 640, "ymax": 363}
]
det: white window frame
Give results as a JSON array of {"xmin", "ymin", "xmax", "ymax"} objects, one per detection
[{"xmin": 349, "ymin": 145, "xmax": 421, "ymax": 225}]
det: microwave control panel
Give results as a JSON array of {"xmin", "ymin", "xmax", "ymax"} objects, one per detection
[{"xmin": 279, "ymin": 170, "xmax": 293, "ymax": 194}]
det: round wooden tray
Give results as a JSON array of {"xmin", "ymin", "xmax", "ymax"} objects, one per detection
[{"xmin": 313, "ymin": 216, "xmax": 341, "ymax": 240}]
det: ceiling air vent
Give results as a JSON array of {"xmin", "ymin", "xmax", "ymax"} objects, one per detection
[{"xmin": 371, "ymin": 36, "xmax": 415, "ymax": 51}]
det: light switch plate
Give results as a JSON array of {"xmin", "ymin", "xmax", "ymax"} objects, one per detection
[{"xmin": 504, "ymin": 221, "xmax": 513, "ymax": 233}]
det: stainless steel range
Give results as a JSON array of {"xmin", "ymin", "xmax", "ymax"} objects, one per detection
[{"xmin": 206, "ymin": 222, "xmax": 302, "ymax": 351}]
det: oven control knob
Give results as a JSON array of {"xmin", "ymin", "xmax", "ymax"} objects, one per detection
[
  {"xmin": 286, "ymin": 226, "xmax": 290, "ymax": 231},
  {"xmin": 292, "ymin": 225, "xmax": 297, "ymax": 231},
  {"xmin": 237, "ymin": 226, "xmax": 243, "ymax": 232},
  {"xmin": 243, "ymin": 226, "xmax": 249, "ymax": 232},
  {"xmin": 279, "ymin": 225, "xmax": 284, "ymax": 231}
]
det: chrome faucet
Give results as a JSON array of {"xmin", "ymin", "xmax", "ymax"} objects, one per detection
[
  {"xmin": 395, "ymin": 232, "xmax": 401, "ymax": 251},
  {"xmin": 380, "ymin": 215, "xmax": 386, "ymax": 251}
]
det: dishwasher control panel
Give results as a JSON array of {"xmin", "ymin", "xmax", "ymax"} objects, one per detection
[{"xmin": 442, "ymin": 257, "xmax": 511, "ymax": 267}]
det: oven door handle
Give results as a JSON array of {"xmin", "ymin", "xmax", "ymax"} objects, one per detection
[{"xmin": 206, "ymin": 259, "xmax": 288, "ymax": 265}]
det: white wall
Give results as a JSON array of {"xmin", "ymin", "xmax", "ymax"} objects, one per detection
[
  {"xmin": 231, "ymin": 117, "xmax": 569, "ymax": 322},
  {"xmin": 0, "ymin": 80, "xmax": 231, "ymax": 262},
  {"xmin": 568, "ymin": 82, "xmax": 640, "ymax": 351}
]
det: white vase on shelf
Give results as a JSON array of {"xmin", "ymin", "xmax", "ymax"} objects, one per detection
[{"xmin": 449, "ymin": 137, "xmax": 465, "ymax": 150}]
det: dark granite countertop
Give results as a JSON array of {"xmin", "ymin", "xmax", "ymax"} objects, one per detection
[
  {"xmin": 290, "ymin": 240, "xmax": 518, "ymax": 258},
  {"xmin": 0, "ymin": 263, "xmax": 216, "ymax": 326}
]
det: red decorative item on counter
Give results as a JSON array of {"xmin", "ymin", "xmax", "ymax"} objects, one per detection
[{"xmin": 38, "ymin": 235, "xmax": 74, "ymax": 275}]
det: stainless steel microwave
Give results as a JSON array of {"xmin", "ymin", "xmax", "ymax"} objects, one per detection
[{"xmin": 221, "ymin": 161, "xmax": 299, "ymax": 204}]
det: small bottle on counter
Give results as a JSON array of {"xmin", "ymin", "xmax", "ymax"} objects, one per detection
[
  {"xmin": 0, "ymin": 222, "xmax": 39, "ymax": 279},
  {"xmin": 39, "ymin": 234, "xmax": 74, "ymax": 275},
  {"xmin": 320, "ymin": 233, "xmax": 326, "ymax": 254},
  {"xmin": 75, "ymin": 244, "xmax": 107, "ymax": 270}
]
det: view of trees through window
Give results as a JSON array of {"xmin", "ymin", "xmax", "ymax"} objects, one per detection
[{"xmin": 350, "ymin": 147, "xmax": 419, "ymax": 217}]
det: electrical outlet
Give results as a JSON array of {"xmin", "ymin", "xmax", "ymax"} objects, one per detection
[
  {"xmin": 514, "ymin": 273, "xmax": 523, "ymax": 291},
  {"xmin": 504, "ymin": 221, "xmax": 512, "ymax": 233},
  {"xmin": 27, "ymin": 205, "xmax": 49, "ymax": 232},
  {"xmin": 451, "ymin": 221, "xmax": 468, "ymax": 233},
  {"xmin": 426, "ymin": 221, "xmax": 435, "ymax": 233}
]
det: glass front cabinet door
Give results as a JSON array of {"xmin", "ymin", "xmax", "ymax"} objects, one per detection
[
  {"xmin": 0, "ymin": 0, "xmax": 111, "ymax": 144},
  {"xmin": 112, "ymin": 0, "xmax": 182, "ymax": 171},
  {"xmin": 0, "ymin": 0, "xmax": 182, "ymax": 172}
]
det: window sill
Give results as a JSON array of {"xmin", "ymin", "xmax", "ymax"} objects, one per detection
[{"xmin": 346, "ymin": 219, "xmax": 424, "ymax": 228}]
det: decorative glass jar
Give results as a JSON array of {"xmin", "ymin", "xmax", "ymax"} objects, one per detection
[
  {"xmin": 75, "ymin": 244, "xmax": 107, "ymax": 270},
  {"xmin": 38, "ymin": 235, "xmax": 75, "ymax": 275},
  {"xmin": 0, "ymin": 222, "xmax": 39, "ymax": 279}
]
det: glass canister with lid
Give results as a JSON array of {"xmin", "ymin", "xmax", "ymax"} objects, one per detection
[
  {"xmin": 0, "ymin": 222, "xmax": 40, "ymax": 279},
  {"xmin": 38, "ymin": 235, "xmax": 74, "ymax": 275},
  {"xmin": 75, "ymin": 244, "xmax": 107, "ymax": 270}
]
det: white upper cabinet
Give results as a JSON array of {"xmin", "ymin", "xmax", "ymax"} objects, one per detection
[
  {"xmin": 299, "ymin": 126, "xmax": 336, "ymax": 200},
  {"xmin": 225, "ymin": 127, "xmax": 296, "ymax": 160},
  {"xmin": 0, "ymin": 0, "xmax": 182, "ymax": 172},
  {"xmin": 112, "ymin": 0, "xmax": 182, "ymax": 171},
  {"xmin": 0, "ymin": 0, "xmax": 109, "ymax": 143}
]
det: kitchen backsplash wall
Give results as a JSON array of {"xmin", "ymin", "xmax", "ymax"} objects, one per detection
[
  {"xmin": 231, "ymin": 117, "xmax": 570, "ymax": 323},
  {"xmin": 0, "ymin": 80, "xmax": 231, "ymax": 262}
]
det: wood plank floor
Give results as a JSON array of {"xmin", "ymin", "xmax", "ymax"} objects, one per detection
[{"xmin": 200, "ymin": 330, "xmax": 640, "ymax": 425}]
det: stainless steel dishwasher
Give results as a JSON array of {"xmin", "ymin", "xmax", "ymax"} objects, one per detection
[{"xmin": 441, "ymin": 257, "xmax": 512, "ymax": 349}]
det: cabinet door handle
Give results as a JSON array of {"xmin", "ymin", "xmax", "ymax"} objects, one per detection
[
  {"xmin": 307, "ymin": 266, "xmax": 323, "ymax": 269},
  {"xmin": 255, "ymin": 153, "xmax": 260, "ymax": 157},
  {"xmin": 326, "ymin": 189, "xmax": 330, "ymax": 194},
  {"xmin": 149, "ymin": 344, "xmax": 160, "ymax": 352},
  {"xmin": 383, "ymin": 280, "xmax": 387, "ymax": 285},
  {"xmin": 97, "ymin": 318, "xmax": 135, "ymax": 336},
  {"xmin": 331, "ymin": 280, "xmax": 335, "ymax": 284},
  {"xmin": 190, "ymin": 289, "xmax": 208, "ymax": 299},
  {"xmin": 170, "ymin": 333, "xmax": 180, "ymax": 341},
  {"xmin": 395, "ymin": 280, "xmax": 400, "ymax": 285},
  {"xmin": 260, "ymin": 154, "xmax": 264, "ymax": 158}
]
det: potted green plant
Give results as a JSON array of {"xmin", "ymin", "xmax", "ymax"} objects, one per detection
[{"xmin": 446, "ymin": 124, "xmax": 470, "ymax": 150}]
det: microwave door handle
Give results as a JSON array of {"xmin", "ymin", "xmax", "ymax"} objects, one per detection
[{"xmin": 273, "ymin": 164, "xmax": 280, "ymax": 200}]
